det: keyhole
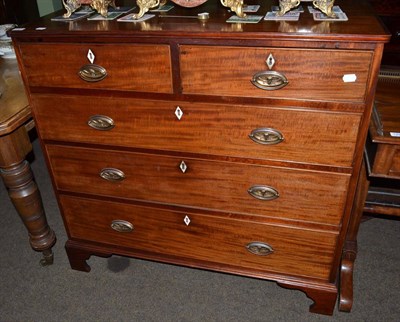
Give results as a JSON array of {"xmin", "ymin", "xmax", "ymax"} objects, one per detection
[{"xmin": 266, "ymin": 53, "xmax": 275, "ymax": 70}]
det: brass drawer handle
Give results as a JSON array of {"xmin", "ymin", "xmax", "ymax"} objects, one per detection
[
  {"xmin": 99, "ymin": 168, "xmax": 126, "ymax": 182},
  {"xmin": 248, "ymin": 185, "xmax": 279, "ymax": 201},
  {"xmin": 249, "ymin": 128, "xmax": 284, "ymax": 145},
  {"xmin": 251, "ymin": 70, "xmax": 288, "ymax": 90},
  {"xmin": 87, "ymin": 115, "xmax": 115, "ymax": 131},
  {"xmin": 111, "ymin": 220, "xmax": 133, "ymax": 233},
  {"xmin": 78, "ymin": 64, "xmax": 107, "ymax": 82},
  {"xmin": 246, "ymin": 242, "xmax": 274, "ymax": 256}
]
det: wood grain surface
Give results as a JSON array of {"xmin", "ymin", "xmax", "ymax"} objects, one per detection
[
  {"xmin": 32, "ymin": 94, "xmax": 361, "ymax": 168},
  {"xmin": 47, "ymin": 144, "xmax": 350, "ymax": 225},
  {"xmin": 60, "ymin": 194, "xmax": 338, "ymax": 280}
]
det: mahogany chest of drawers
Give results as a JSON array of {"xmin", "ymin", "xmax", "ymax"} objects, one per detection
[{"xmin": 11, "ymin": 0, "xmax": 389, "ymax": 315}]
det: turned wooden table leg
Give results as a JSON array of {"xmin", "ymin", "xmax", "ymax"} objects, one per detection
[{"xmin": 0, "ymin": 126, "xmax": 56, "ymax": 265}]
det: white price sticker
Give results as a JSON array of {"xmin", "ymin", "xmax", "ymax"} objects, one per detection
[{"xmin": 342, "ymin": 74, "xmax": 357, "ymax": 83}]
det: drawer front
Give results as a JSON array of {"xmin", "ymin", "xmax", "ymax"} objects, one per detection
[
  {"xmin": 19, "ymin": 43, "xmax": 173, "ymax": 93},
  {"xmin": 47, "ymin": 145, "xmax": 350, "ymax": 225},
  {"xmin": 60, "ymin": 195, "xmax": 338, "ymax": 280},
  {"xmin": 32, "ymin": 94, "xmax": 361, "ymax": 167},
  {"xmin": 180, "ymin": 46, "xmax": 372, "ymax": 102},
  {"xmin": 372, "ymin": 145, "xmax": 400, "ymax": 178}
]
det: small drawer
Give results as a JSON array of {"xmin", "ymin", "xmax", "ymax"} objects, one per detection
[
  {"xmin": 367, "ymin": 77, "xmax": 400, "ymax": 179},
  {"xmin": 32, "ymin": 94, "xmax": 361, "ymax": 168},
  {"xmin": 180, "ymin": 45, "xmax": 372, "ymax": 102},
  {"xmin": 369, "ymin": 144, "xmax": 400, "ymax": 178},
  {"xmin": 60, "ymin": 195, "xmax": 338, "ymax": 280},
  {"xmin": 47, "ymin": 145, "xmax": 350, "ymax": 225},
  {"xmin": 18, "ymin": 43, "xmax": 173, "ymax": 93}
]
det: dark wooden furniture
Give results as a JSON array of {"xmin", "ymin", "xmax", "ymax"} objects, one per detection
[
  {"xmin": 340, "ymin": 67, "xmax": 400, "ymax": 312},
  {"xmin": 0, "ymin": 0, "xmax": 40, "ymax": 25},
  {"xmin": 365, "ymin": 68, "xmax": 400, "ymax": 216},
  {"xmin": 11, "ymin": 0, "xmax": 388, "ymax": 315},
  {"xmin": 0, "ymin": 58, "xmax": 56, "ymax": 265},
  {"xmin": 339, "ymin": 1, "xmax": 400, "ymax": 313},
  {"xmin": 369, "ymin": 0, "xmax": 400, "ymax": 66}
]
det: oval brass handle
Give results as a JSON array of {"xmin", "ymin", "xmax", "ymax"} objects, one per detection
[
  {"xmin": 111, "ymin": 220, "xmax": 133, "ymax": 233},
  {"xmin": 248, "ymin": 185, "xmax": 279, "ymax": 201},
  {"xmin": 251, "ymin": 70, "xmax": 288, "ymax": 90},
  {"xmin": 249, "ymin": 128, "xmax": 284, "ymax": 145},
  {"xmin": 99, "ymin": 168, "xmax": 125, "ymax": 182},
  {"xmin": 246, "ymin": 242, "xmax": 274, "ymax": 256},
  {"xmin": 87, "ymin": 115, "xmax": 115, "ymax": 131},
  {"xmin": 78, "ymin": 64, "xmax": 107, "ymax": 82}
]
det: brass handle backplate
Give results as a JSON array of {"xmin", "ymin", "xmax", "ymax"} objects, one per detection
[
  {"xmin": 78, "ymin": 64, "xmax": 107, "ymax": 82},
  {"xmin": 248, "ymin": 185, "xmax": 279, "ymax": 201},
  {"xmin": 111, "ymin": 220, "xmax": 133, "ymax": 233},
  {"xmin": 88, "ymin": 115, "xmax": 115, "ymax": 131},
  {"xmin": 249, "ymin": 128, "xmax": 284, "ymax": 145},
  {"xmin": 246, "ymin": 242, "xmax": 274, "ymax": 256},
  {"xmin": 99, "ymin": 168, "xmax": 126, "ymax": 182},
  {"xmin": 251, "ymin": 70, "xmax": 288, "ymax": 90}
]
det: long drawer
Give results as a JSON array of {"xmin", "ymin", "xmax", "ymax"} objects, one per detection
[
  {"xmin": 60, "ymin": 195, "xmax": 338, "ymax": 280},
  {"xmin": 18, "ymin": 43, "xmax": 173, "ymax": 93},
  {"xmin": 32, "ymin": 94, "xmax": 361, "ymax": 167},
  {"xmin": 47, "ymin": 145, "xmax": 350, "ymax": 225},
  {"xmin": 180, "ymin": 45, "xmax": 372, "ymax": 102}
]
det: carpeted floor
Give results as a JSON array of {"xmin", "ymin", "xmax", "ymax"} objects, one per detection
[{"xmin": 0, "ymin": 138, "xmax": 399, "ymax": 322}]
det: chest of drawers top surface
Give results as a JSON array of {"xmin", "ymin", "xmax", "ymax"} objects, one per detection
[{"xmin": 11, "ymin": 0, "xmax": 388, "ymax": 43}]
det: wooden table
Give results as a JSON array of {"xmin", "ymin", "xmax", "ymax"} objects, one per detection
[{"xmin": 0, "ymin": 57, "xmax": 56, "ymax": 265}]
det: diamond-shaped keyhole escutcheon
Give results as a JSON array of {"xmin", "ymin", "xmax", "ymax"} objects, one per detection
[
  {"xmin": 87, "ymin": 49, "xmax": 95, "ymax": 64},
  {"xmin": 266, "ymin": 53, "xmax": 275, "ymax": 70},
  {"xmin": 175, "ymin": 106, "xmax": 183, "ymax": 120},
  {"xmin": 184, "ymin": 215, "xmax": 191, "ymax": 226},
  {"xmin": 179, "ymin": 161, "xmax": 188, "ymax": 173}
]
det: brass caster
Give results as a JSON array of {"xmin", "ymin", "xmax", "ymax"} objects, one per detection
[{"xmin": 39, "ymin": 250, "xmax": 54, "ymax": 266}]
